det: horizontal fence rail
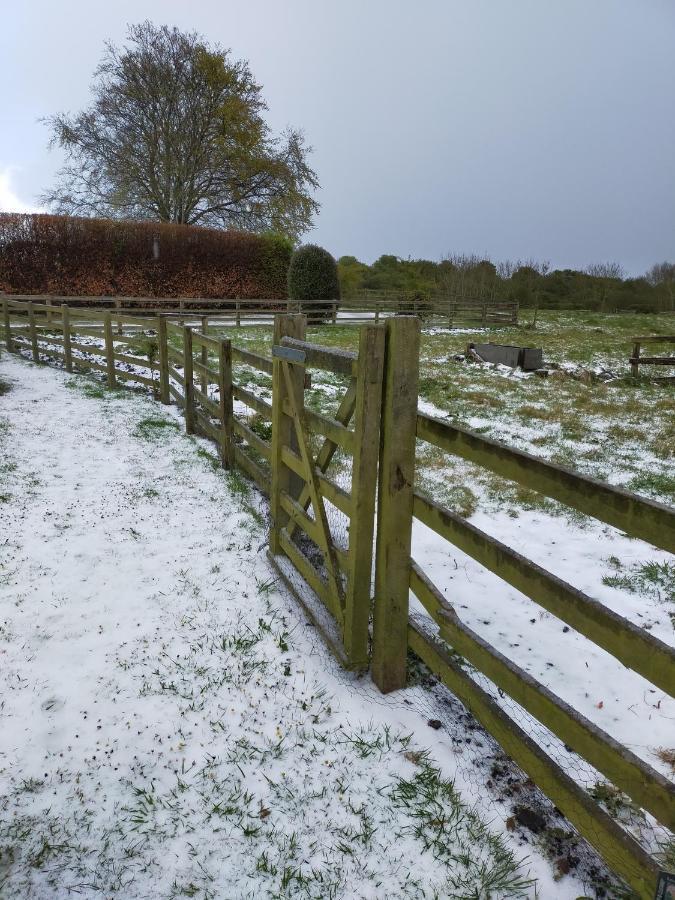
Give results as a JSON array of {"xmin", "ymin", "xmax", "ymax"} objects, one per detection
[{"xmin": 416, "ymin": 413, "xmax": 675, "ymax": 553}]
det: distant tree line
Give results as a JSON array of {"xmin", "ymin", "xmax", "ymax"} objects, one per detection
[{"xmin": 338, "ymin": 254, "xmax": 675, "ymax": 313}]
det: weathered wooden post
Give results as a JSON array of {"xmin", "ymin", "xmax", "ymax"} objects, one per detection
[
  {"xmin": 342, "ymin": 323, "xmax": 386, "ymax": 669},
  {"xmin": 28, "ymin": 302, "xmax": 39, "ymax": 362},
  {"xmin": 183, "ymin": 326, "xmax": 195, "ymax": 434},
  {"xmin": 61, "ymin": 304, "xmax": 72, "ymax": 372},
  {"xmin": 103, "ymin": 312, "xmax": 116, "ymax": 388},
  {"xmin": 115, "ymin": 298, "xmax": 123, "ymax": 335},
  {"xmin": 372, "ymin": 315, "xmax": 420, "ymax": 693},
  {"xmin": 157, "ymin": 315, "xmax": 170, "ymax": 404},
  {"xmin": 200, "ymin": 315, "xmax": 208, "ymax": 395},
  {"xmin": 269, "ymin": 313, "xmax": 306, "ymax": 555},
  {"xmin": 46, "ymin": 297, "xmax": 53, "ymax": 324},
  {"xmin": 2, "ymin": 299, "xmax": 13, "ymax": 351},
  {"xmin": 217, "ymin": 338, "xmax": 234, "ymax": 468},
  {"xmin": 631, "ymin": 340, "xmax": 641, "ymax": 378},
  {"xmin": 235, "ymin": 299, "xmax": 241, "ymax": 328}
]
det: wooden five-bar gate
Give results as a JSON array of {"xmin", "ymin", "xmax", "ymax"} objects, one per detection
[
  {"xmin": 267, "ymin": 316, "xmax": 384, "ymax": 669},
  {"xmin": 1, "ymin": 297, "xmax": 674, "ymax": 899}
]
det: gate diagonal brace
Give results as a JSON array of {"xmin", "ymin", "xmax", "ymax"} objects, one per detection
[{"xmin": 280, "ymin": 359, "xmax": 345, "ymax": 611}]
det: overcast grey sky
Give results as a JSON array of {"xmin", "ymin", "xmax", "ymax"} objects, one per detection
[{"xmin": 1, "ymin": 1, "xmax": 673, "ymax": 272}]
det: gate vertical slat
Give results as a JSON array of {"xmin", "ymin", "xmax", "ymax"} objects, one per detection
[
  {"xmin": 372, "ymin": 316, "xmax": 421, "ymax": 692},
  {"xmin": 104, "ymin": 313, "xmax": 116, "ymax": 388},
  {"xmin": 183, "ymin": 326, "xmax": 195, "ymax": 434},
  {"xmin": 157, "ymin": 316, "xmax": 170, "ymax": 404},
  {"xmin": 218, "ymin": 338, "xmax": 234, "ymax": 468},
  {"xmin": 29, "ymin": 302, "xmax": 39, "ymax": 362},
  {"xmin": 3, "ymin": 299, "xmax": 13, "ymax": 351},
  {"xmin": 342, "ymin": 324, "xmax": 386, "ymax": 669},
  {"xmin": 270, "ymin": 314, "xmax": 306, "ymax": 555},
  {"xmin": 62, "ymin": 304, "xmax": 72, "ymax": 372}
]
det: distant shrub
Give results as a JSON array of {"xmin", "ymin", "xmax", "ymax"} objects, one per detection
[
  {"xmin": 0, "ymin": 213, "xmax": 291, "ymax": 299},
  {"xmin": 287, "ymin": 244, "xmax": 340, "ymax": 321}
]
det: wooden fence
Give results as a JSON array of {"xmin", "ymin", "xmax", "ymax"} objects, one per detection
[
  {"xmin": 340, "ymin": 291, "xmax": 519, "ymax": 326},
  {"xmin": 630, "ymin": 335, "xmax": 675, "ymax": 379},
  {"xmin": 0, "ymin": 292, "xmax": 519, "ymax": 328},
  {"xmin": 1, "ymin": 298, "xmax": 673, "ymax": 899}
]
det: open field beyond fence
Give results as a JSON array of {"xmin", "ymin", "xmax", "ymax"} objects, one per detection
[{"xmin": 1, "ymin": 298, "xmax": 674, "ymax": 898}]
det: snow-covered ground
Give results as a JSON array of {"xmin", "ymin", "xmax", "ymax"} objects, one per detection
[{"xmin": 0, "ymin": 354, "xmax": 598, "ymax": 899}]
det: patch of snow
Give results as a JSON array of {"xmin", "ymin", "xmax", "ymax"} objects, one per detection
[{"xmin": 0, "ymin": 355, "xmax": 590, "ymax": 899}]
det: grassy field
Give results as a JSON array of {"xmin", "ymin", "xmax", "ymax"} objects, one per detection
[{"xmin": 195, "ymin": 310, "xmax": 674, "ymax": 515}]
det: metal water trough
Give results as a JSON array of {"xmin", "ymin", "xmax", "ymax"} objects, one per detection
[{"xmin": 469, "ymin": 342, "xmax": 543, "ymax": 371}]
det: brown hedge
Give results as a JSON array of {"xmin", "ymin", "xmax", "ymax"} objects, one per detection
[{"xmin": 0, "ymin": 214, "xmax": 292, "ymax": 298}]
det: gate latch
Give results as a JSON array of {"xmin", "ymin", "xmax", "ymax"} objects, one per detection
[{"xmin": 272, "ymin": 345, "xmax": 306, "ymax": 364}]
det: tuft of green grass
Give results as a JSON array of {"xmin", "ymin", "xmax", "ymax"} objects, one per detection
[
  {"xmin": 627, "ymin": 471, "xmax": 675, "ymax": 503},
  {"xmin": 194, "ymin": 444, "xmax": 221, "ymax": 471},
  {"xmin": 602, "ymin": 558, "xmax": 675, "ymax": 608},
  {"xmin": 390, "ymin": 758, "xmax": 535, "ymax": 897},
  {"xmin": 65, "ymin": 377, "xmax": 107, "ymax": 399},
  {"xmin": 134, "ymin": 417, "xmax": 181, "ymax": 441}
]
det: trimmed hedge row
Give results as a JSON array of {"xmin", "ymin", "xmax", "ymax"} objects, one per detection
[{"xmin": 0, "ymin": 214, "xmax": 292, "ymax": 298}]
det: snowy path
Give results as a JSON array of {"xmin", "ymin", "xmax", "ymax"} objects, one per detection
[{"xmin": 0, "ymin": 355, "xmax": 598, "ymax": 898}]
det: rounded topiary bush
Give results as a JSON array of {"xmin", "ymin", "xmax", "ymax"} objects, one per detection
[{"xmin": 287, "ymin": 244, "xmax": 340, "ymax": 322}]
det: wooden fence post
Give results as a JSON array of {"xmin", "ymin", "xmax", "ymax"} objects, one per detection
[
  {"xmin": 200, "ymin": 316, "xmax": 208, "ymax": 395},
  {"xmin": 157, "ymin": 316, "xmax": 170, "ymax": 404},
  {"xmin": 183, "ymin": 326, "xmax": 195, "ymax": 434},
  {"xmin": 104, "ymin": 312, "xmax": 116, "ymax": 388},
  {"xmin": 46, "ymin": 297, "xmax": 53, "ymax": 324},
  {"xmin": 631, "ymin": 341, "xmax": 640, "ymax": 378},
  {"xmin": 62, "ymin": 304, "xmax": 72, "ymax": 372},
  {"xmin": 217, "ymin": 338, "xmax": 234, "ymax": 468},
  {"xmin": 375, "ymin": 297, "xmax": 380, "ymax": 323},
  {"xmin": 270, "ymin": 313, "xmax": 306, "ymax": 555},
  {"xmin": 372, "ymin": 316, "xmax": 421, "ymax": 693},
  {"xmin": 235, "ymin": 299, "xmax": 241, "ymax": 328},
  {"xmin": 2, "ymin": 299, "xmax": 12, "ymax": 351},
  {"xmin": 342, "ymin": 323, "xmax": 386, "ymax": 669},
  {"xmin": 28, "ymin": 302, "xmax": 39, "ymax": 362},
  {"xmin": 115, "ymin": 298, "xmax": 123, "ymax": 335}
]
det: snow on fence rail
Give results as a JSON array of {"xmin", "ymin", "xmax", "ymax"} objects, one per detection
[
  {"xmin": 0, "ymin": 292, "xmax": 519, "ymax": 327},
  {"xmin": 1, "ymin": 297, "xmax": 673, "ymax": 899}
]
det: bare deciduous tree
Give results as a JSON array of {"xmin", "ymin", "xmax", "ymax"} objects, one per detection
[
  {"xmin": 42, "ymin": 22, "xmax": 319, "ymax": 241},
  {"xmin": 646, "ymin": 261, "xmax": 675, "ymax": 309},
  {"xmin": 585, "ymin": 261, "xmax": 625, "ymax": 279}
]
